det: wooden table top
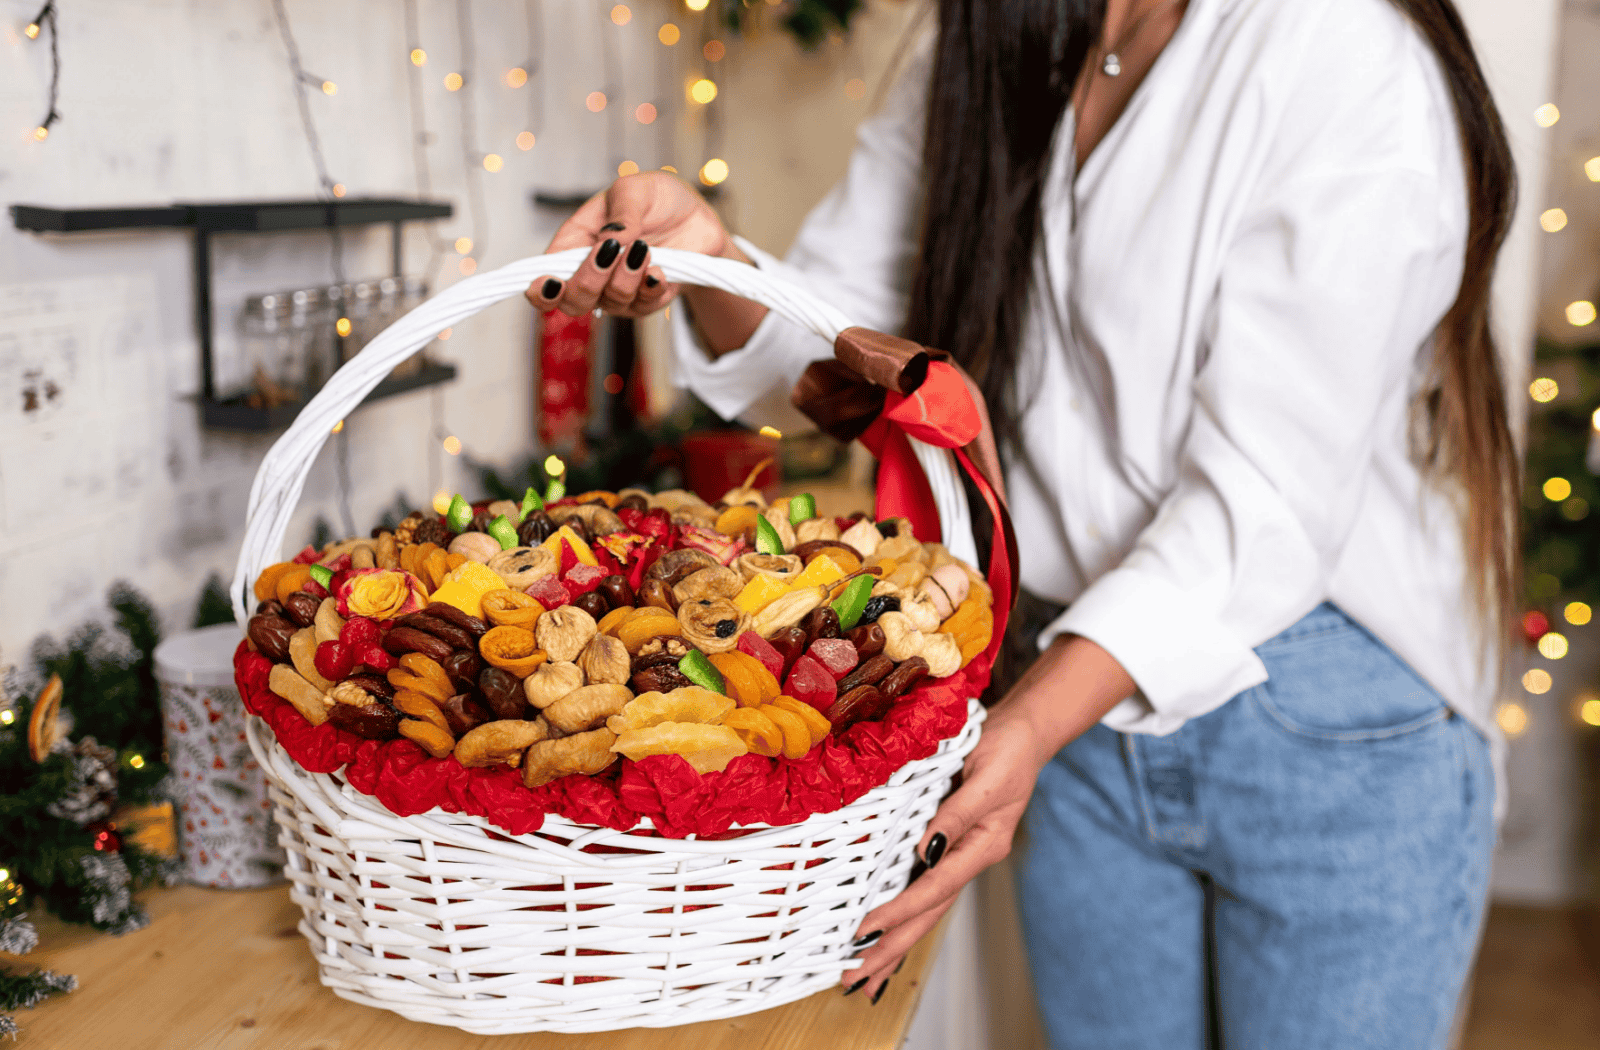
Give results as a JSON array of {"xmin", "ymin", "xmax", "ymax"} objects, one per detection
[{"xmin": 13, "ymin": 883, "xmax": 943, "ymax": 1050}]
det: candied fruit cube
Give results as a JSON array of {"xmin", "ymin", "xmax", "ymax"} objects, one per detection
[
  {"xmin": 807, "ymin": 638, "xmax": 859, "ymax": 681},
  {"xmin": 735, "ymin": 574, "xmax": 790, "ymax": 615},
  {"xmin": 784, "ymin": 655, "xmax": 837, "ymax": 712},
  {"xmin": 736, "ymin": 631, "xmax": 785, "ymax": 681},
  {"xmin": 789, "ymin": 554, "xmax": 846, "ymax": 592}
]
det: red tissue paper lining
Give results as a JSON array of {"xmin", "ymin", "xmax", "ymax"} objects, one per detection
[{"xmin": 236, "ymin": 641, "xmax": 985, "ymax": 840}]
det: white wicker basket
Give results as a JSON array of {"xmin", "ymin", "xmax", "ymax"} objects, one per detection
[{"xmin": 234, "ymin": 247, "xmax": 987, "ymax": 1034}]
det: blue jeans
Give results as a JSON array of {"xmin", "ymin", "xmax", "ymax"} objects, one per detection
[{"xmin": 1015, "ymin": 603, "xmax": 1493, "ymax": 1049}]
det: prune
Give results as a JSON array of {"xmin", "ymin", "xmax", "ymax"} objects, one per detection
[
  {"xmin": 439, "ymin": 693, "xmax": 493, "ymax": 737},
  {"xmin": 858, "ymin": 594, "xmax": 900, "ymax": 626},
  {"xmin": 282, "ymin": 591, "xmax": 321, "ymax": 628},
  {"xmin": 478, "ymin": 666, "xmax": 529, "ymax": 720},
  {"xmin": 518, "ymin": 512, "xmax": 557, "ymax": 545},
  {"xmin": 412, "ymin": 517, "xmax": 452, "ymax": 546},
  {"xmin": 327, "ymin": 701, "xmax": 402, "ymax": 740},
  {"xmin": 631, "ymin": 663, "xmax": 693, "ymax": 694}
]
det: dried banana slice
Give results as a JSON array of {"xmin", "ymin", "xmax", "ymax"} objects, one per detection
[
  {"xmin": 677, "ymin": 597, "xmax": 749, "ymax": 655},
  {"xmin": 488, "ymin": 545, "xmax": 557, "ymax": 590}
]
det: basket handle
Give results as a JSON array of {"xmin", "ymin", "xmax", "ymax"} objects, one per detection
[{"xmin": 229, "ymin": 246, "xmax": 978, "ymax": 626}]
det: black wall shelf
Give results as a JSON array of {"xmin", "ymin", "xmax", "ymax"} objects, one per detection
[{"xmin": 11, "ymin": 198, "xmax": 455, "ymax": 432}]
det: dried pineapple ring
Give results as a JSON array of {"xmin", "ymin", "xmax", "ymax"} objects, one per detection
[
  {"xmin": 481, "ymin": 588, "xmax": 545, "ymax": 629},
  {"xmin": 606, "ymin": 687, "xmax": 736, "ymax": 734},
  {"xmin": 610, "ymin": 722, "xmax": 748, "ymax": 775},
  {"xmin": 761, "ymin": 705, "xmax": 814, "ymax": 760},
  {"xmin": 724, "ymin": 707, "xmax": 783, "ymax": 757},
  {"xmin": 479, "ymin": 624, "xmax": 549, "ymax": 678},
  {"xmin": 615, "ymin": 609, "xmax": 684, "ymax": 653},
  {"xmin": 769, "ymin": 695, "xmax": 831, "ymax": 748}
]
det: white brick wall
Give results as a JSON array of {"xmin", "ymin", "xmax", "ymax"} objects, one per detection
[{"xmin": 0, "ymin": 0, "xmax": 682, "ymax": 656}]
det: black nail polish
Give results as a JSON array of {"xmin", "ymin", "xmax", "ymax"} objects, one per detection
[
  {"xmin": 843, "ymin": 977, "xmax": 868, "ymax": 997},
  {"xmin": 645, "ymin": 275, "xmax": 660, "ymax": 288},
  {"xmin": 924, "ymin": 832, "xmax": 947, "ymax": 869},
  {"xmin": 595, "ymin": 238, "xmax": 622, "ymax": 267},
  {"xmin": 852, "ymin": 930, "xmax": 882, "ymax": 949},
  {"xmin": 540, "ymin": 278, "xmax": 562, "ymax": 299},
  {"xmin": 625, "ymin": 239, "xmax": 649, "ymax": 270},
  {"xmin": 871, "ymin": 980, "xmax": 891, "ymax": 1005},
  {"xmin": 599, "ymin": 221, "xmax": 626, "ymax": 233}
]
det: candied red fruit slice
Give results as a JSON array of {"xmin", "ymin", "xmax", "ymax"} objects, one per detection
[
  {"xmin": 784, "ymin": 654, "xmax": 838, "ymax": 712},
  {"xmin": 737, "ymin": 631, "xmax": 785, "ymax": 680},
  {"xmin": 806, "ymin": 638, "xmax": 859, "ymax": 681},
  {"xmin": 524, "ymin": 574, "xmax": 568, "ymax": 609}
]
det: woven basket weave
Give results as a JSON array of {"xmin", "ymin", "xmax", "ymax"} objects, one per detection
[{"xmin": 234, "ymin": 247, "xmax": 986, "ymax": 1034}]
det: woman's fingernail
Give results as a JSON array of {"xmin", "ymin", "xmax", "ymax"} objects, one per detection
[
  {"xmin": 541, "ymin": 279, "xmax": 562, "ymax": 299},
  {"xmin": 599, "ymin": 221, "xmax": 626, "ymax": 233},
  {"xmin": 625, "ymin": 239, "xmax": 649, "ymax": 270},
  {"xmin": 595, "ymin": 239, "xmax": 622, "ymax": 267},
  {"xmin": 852, "ymin": 930, "xmax": 882, "ymax": 949},
  {"xmin": 843, "ymin": 977, "xmax": 868, "ymax": 997},
  {"xmin": 924, "ymin": 832, "xmax": 947, "ymax": 869},
  {"xmin": 871, "ymin": 980, "xmax": 891, "ymax": 1005},
  {"xmin": 645, "ymin": 275, "xmax": 660, "ymax": 288}
]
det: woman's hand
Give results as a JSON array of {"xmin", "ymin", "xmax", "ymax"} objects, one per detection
[
  {"xmin": 524, "ymin": 170, "xmax": 737, "ymax": 319},
  {"xmin": 840, "ymin": 635, "xmax": 1135, "ymax": 1002}
]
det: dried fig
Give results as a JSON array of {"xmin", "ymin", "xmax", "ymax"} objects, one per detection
[
  {"xmin": 544, "ymin": 683, "xmax": 633, "ymax": 735},
  {"xmin": 535, "ymin": 605, "xmax": 598, "ymax": 663},
  {"xmin": 794, "ymin": 518, "xmax": 840, "ymax": 545},
  {"xmin": 523, "ymin": 728, "xmax": 618, "ymax": 788},
  {"xmin": 454, "ymin": 719, "xmax": 549, "ymax": 768},
  {"xmin": 577, "ymin": 633, "xmax": 631, "ymax": 686},
  {"xmin": 644, "ymin": 548, "xmax": 718, "ymax": 588},
  {"xmin": 524, "ymin": 660, "xmax": 585, "ymax": 710}
]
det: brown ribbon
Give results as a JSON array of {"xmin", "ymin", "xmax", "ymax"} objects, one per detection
[{"xmin": 789, "ymin": 325, "xmax": 1018, "ymax": 607}]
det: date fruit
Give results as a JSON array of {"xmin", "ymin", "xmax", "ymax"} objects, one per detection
[
  {"xmin": 879, "ymin": 656, "xmax": 929, "ymax": 700},
  {"xmin": 327, "ymin": 700, "xmax": 402, "ymax": 740},
  {"xmin": 478, "ymin": 666, "xmax": 528, "ymax": 721},
  {"xmin": 825, "ymin": 685, "xmax": 892, "ymax": 730},
  {"xmin": 844, "ymin": 622, "xmax": 886, "ymax": 660},
  {"xmin": 837, "ymin": 653, "xmax": 894, "ymax": 695},
  {"xmin": 248, "ymin": 614, "xmax": 297, "ymax": 663},
  {"xmin": 282, "ymin": 591, "xmax": 321, "ymax": 628}
]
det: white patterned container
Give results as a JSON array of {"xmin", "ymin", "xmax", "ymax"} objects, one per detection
[
  {"xmin": 232, "ymin": 247, "xmax": 989, "ymax": 1032},
  {"xmin": 155, "ymin": 624, "xmax": 285, "ymax": 888}
]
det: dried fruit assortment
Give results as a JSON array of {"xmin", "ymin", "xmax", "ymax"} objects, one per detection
[{"xmin": 248, "ymin": 481, "xmax": 994, "ymax": 790}]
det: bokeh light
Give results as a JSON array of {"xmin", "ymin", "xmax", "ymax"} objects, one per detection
[
  {"xmin": 443, "ymin": 435, "xmax": 462, "ymax": 456},
  {"xmin": 587, "ymin": 91, "xmax": 608, "ymax": 112},
  {"xmin": 1567, "ymin": 602, "xmax": 1593, "ymax": 626},
  {"xmin": 1529, "ymin": 377, "xmax": 1559, "ymax": 403},
  {"xmin": 506, "ymin": 67, "xmax": 528, "ymax": 88},
  {"xmin": 1567, "ymin": 301, "xmax": 1597, "ymax": 327},
  {"xmin": 516, "ymin": 131, "xmax": 536, "ymax": 150},
  {"xmin": 1498, "ymin": 701, "xmax": 1530, "ymax": 736},
  {"xmin": 444, "ymin": 72, "xmax": 463, "ymax": 91},
  {"xmin": 699, "ymin": 158, "xmax": 729, "ymax": 185},
  {"xmin": 659, "ymin": 23, "xmax": 680, "ymax": 45},
  {"xmin": 618, "ymin": 160, "xmax": 640, "ymax": 177},
  {"xmin": 1522, "ymin": 669, "xmax": 1553, "ymax": 695},
  {"xmin": 689, "ymin": 78, "xmax": 718, "ymax": 104},
  {"xmin": 1534, "ymin": 103, "xmax": 1560, "ymax": 127},
  {"xmin": 1540, "ymin": 208, "xmax": 1568, "ymax": 232},
  {"xmin": 483, "ymin": 153, "xmax": 504, "ymax": 172},
  {"xmin": 844, "ymin": 78, "xmax": 867, "ymax": 100},
  {"xmin": 1544, "ymin": 477, "xmax": 1573, "ymax": 502},
  {"xmin": 411, "ymin": 48, "xmax": 427, "ymax": 66},
  {"xmin": 635, "ymin": 102, "xmax": 657, "ymax": 125},
  {"xmin": 703, "ymin": 40, "xmax": 726, "ymax": 62},
  {"xmin": 1538, "ymin": 632, "xmax": 1569, "ymax": 660},
  {"xmin": 611, "ymin": 4, "xmax": 632, "ymax": 25}
]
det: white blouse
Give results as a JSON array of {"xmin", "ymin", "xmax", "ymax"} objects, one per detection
[{"xmin": 672, "ymin": 0, "xmax": 1495, "ymax": 742}]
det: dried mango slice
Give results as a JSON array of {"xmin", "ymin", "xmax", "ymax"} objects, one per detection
[
  {"xmin": 429, "ymin": 561, "xmax": 506, "ymax": 619},
  {"xmin": 724, "ymin": 707, "xmax": 782, "ymax": 758},
  {"xmin": 479, "ymin": 625, "xmax": 549, "ymax": 678},
  {"xmin": 789, "ymin": 554, "xmax": 846, "ymax": 593},
  {"xmin": 709, "ymin": 651, "xmax": 779, "ymax": 707},
  {"xmin": 761, "ymin": 704, "xmax": 813, "ymax": 760},
  {"xmin": 610, "ymin": 722, "xmax": 748, "ymax": 775},
  {"xmin": 769, "ymin": 695, "xmax": 831, "ymax": 749}
]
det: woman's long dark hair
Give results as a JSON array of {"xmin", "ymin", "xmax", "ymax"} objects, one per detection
[{"xmin": 906, "ymin": 0, "xmax": 1521, "ymax": 635}]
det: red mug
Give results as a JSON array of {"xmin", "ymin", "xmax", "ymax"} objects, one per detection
[{"xmin": 678, "ymin": 430, "xmax": 781, "ymax": 504}]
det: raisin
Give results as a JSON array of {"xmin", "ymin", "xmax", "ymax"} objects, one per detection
[
  {"xmin": 859, "ymin": 594, "xmax": 900, "ymax": 626},
  {"xmin": 714, "ymin": 619, "xmax": 737, "ymax": 639}
]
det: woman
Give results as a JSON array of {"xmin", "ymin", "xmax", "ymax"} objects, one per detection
[{"xmin": 526, "ymin": 0, "xmax": 1517, "ymax": 1044}]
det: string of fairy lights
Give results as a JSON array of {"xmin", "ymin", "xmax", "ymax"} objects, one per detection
[
  {"xmin": 1493, "ymin": 100, "xmax": 1600, "ymax": 742},
  {"xmin": 23, "ymin": 1, "xmax": 60, "ymax": 141}
]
